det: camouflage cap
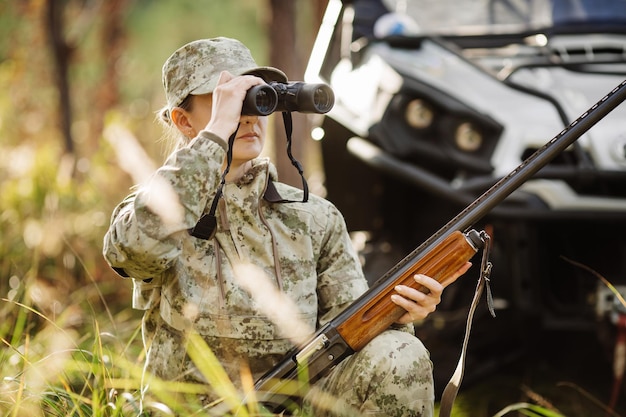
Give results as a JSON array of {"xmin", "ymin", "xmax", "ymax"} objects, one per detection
[{"xmin": 162, "ymin": 37, "xmax": 288, "ymax": 109}]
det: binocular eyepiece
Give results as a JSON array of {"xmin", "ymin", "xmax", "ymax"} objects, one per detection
[{"xmin": 242, "ymin": 82, "xmax": 335, "ymax": 116}]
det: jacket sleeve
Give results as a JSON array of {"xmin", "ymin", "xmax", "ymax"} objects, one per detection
[
  {"xmin": 102, "ymin": 130, "xmax": 228, "ymax": 280},
  {"xmin": 315, "ymin": 203, "xmax": 415, "ymax": 333},
  {"xmin": 315, "ymin": 202, "xmax": 370, "ymax": 326}
]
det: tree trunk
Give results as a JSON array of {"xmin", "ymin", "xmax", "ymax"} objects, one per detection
[
  {"xmin": 45, "ymin": 0, "xmax": 74, "ymax": 155},
  {"xmin": 93, "ymin": 0, "xmax": 127, "ymax": 151},
  {"xmin": 313, "ymin": 0, "xmax": 329, "ymax": 24},
  {"xmin": 268, "ymin": 0, "xmax": 309, "ymax": 188}
]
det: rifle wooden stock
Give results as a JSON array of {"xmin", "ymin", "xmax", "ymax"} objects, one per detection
[{"xmin": 337, "ymin": 230, "xmax": 483, "ymax": 351}]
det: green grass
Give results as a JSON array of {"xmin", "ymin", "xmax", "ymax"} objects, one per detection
[{"xmin": 2, "ymin": 282, "xmax": 621, "ymax": 416}]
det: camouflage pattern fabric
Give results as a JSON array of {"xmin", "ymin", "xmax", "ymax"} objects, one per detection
[
  {"xmin": 304, "ymin": 330, "xmax": 434, "ymax": 417},
  {"xmin": 162, "ymin": 37, "xmax": 287, "ymax": 110},
  {"xmin": 103, "ymin": 130, "xmax": 433, "ymax": 416}
]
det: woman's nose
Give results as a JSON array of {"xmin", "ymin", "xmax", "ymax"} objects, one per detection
[{"xmin": 241, "ymin": 114, "xmax": 259, "ymax": 124}]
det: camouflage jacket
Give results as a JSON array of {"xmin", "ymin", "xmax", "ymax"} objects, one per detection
[{"xmin": 103, "ymin": 130, "xmax": 369, "ymax": 380}]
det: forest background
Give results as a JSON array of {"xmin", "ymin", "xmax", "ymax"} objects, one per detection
[
  {"xmin": 0, "ymin": 1, "xmax": 623, "ymax": 416},
  {"xmin": 0, "ymin": 1, "xmax": 332, "ymax": 415}
]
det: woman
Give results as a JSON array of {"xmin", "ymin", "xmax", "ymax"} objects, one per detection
[{"xmin": 103, "ymin": 37, "xmax": 470, "ymax": 416}]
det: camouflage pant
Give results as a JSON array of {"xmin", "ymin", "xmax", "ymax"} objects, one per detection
[
  {"xmin": 304, "ymin": 330, "xmax": 434, "ymax": 417},
  {"xmin": 140, "ymin": 317, "xmax": 433, "ymax": 417}
]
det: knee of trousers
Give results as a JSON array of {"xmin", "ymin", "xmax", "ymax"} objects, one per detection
[
  {"xmin": 305, "ymin": 330, "xmax": 435, "ymax": 416},
  {"xmin": 317, "ymin": 330, "xmax": 434, "ymax": 398},
  {"xmin": 356, "ymin": 329, "xmax": 433, "ymax": 388}
]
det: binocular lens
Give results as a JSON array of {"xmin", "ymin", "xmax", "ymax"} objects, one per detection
[
  {"xmin": 254, "ymin": 88, "xmax": 277, "ymax": 115},
  {"xmin": 243, "ymin": 84, "xmax": 278, "ymax": 116},
  {"xmin": 312, "ymin": 87, "xmax": 334, "ymax": 113}
]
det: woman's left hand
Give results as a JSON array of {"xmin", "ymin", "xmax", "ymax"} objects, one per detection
[{"xmin": 391, "ymin": 261, "xmax": 472, "ymax": 324}]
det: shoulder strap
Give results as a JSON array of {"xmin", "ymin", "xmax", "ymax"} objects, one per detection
[{"xmin": 439, "ymin": 231, "xmax": 495, "ymax": 417}]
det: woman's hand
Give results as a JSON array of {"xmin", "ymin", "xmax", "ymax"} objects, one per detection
[
  {"xmin": 391, "ymin": 261, "xmax": 472, "ymax": 324},
  {"xmin": 205, "ymin": 71, "xmax": 265, "ymax": 140}
]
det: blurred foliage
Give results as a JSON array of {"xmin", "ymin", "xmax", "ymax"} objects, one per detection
[
  {"xmin": 0, "ymin": 0, "xmax": 308, "ymax": 309},
  {"xmin": 0, "ymin": 1, "xmax": 305, "ymax": 414}
]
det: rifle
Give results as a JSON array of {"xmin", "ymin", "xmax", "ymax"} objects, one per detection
[{"xmin": 254, "ymin": 79, "xmax": 626, "ymax": 411}]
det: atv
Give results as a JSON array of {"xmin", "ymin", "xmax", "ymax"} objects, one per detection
[{"xmin": 304, "ymin": 0, "xmax": 626, "ymax": 395}]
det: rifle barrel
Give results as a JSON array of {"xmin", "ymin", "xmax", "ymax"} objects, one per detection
[
  {"xmin": 254, "ymin": 79, "xmax": 626, "ymax": 410},
  {"xmin": 336, "ymin": 79, "xmax": 626, "ymax": 320}
]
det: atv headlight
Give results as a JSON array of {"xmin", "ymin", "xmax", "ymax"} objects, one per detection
[
  {"xmin": 371, "ymin": 86, "xmax": 502, "ymax": 176},
  {"xmin": 455, "ymin": 122, "xmax": 483, "ymax": 152},
  {"xmin": 405, "ymin": 99, "xmax": 434, "ymax": 130}
]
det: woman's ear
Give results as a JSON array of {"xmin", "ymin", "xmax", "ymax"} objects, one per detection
[{"xmin": 170, "ymin": 107, "xmax": 195, "ymax": 137}]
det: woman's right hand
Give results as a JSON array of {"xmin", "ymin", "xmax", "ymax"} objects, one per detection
[{"xmin": 204, "ymin": 71, "xmax": 266, "ymax": 140}]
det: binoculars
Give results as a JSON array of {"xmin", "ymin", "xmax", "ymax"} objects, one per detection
[{"xmin": 242, "ymin": 82, "xmax": 335, "ymax": 116}]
